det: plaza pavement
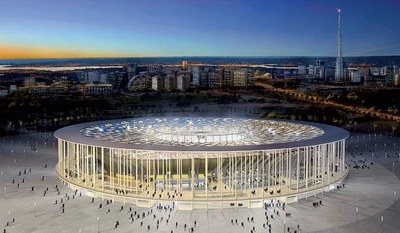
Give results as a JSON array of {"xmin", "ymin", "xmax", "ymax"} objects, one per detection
[{"xmin": 0, "ymin": 132, "xmax": 399, "ymax": 233}]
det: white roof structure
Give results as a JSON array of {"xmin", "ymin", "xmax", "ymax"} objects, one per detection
[{"xmin": 54, "ymin": 117, "xmax": 349, "ymax": 152}]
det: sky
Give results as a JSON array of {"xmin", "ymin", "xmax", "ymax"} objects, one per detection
[{"xmin": 0, "ymin": 0, "xmax": 399, "ymax": 58}]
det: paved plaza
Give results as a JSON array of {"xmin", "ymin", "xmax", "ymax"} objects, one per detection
[{"xmin": 0, "ymin": 132, "xmax": 399, "ymax": 233}]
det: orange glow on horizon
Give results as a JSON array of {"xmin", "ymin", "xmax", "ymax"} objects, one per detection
[{"xmin": 0, "ymin": 43, "xmax": 139, "ymax": 59}]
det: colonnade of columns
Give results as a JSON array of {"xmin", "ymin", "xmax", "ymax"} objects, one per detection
[{"xmin": 57, "ymin": 139, "xmax": 347, "ymax": 202}]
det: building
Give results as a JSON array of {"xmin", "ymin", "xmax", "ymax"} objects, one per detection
[
  {"xmin": 192, "ymin": 66, "xmax": 200, "ymax": 87},
  {"xmin": 177, "ymin": 75, "xmax": 190, "ymax": 90},
  {"xmin": 233, "ymin": 69, "xmax": 248, "ymax": 87},
  {"xmin": 129, "ymin": 75, "xmax": 152, "ymax": 91},
  {"xmin": 148, "ymin": 65, "xmax": 163, "ymax": 75},
  {"xmin": 80, "ymin": 84, "xmax": 113, "ymax": 96},
  {"xmin": 127, "ymin": 63, "xmax": 137, "ymax": 80},
  {"xmin": 223, "ymin": 69, "xmax": 234, "ymax": 87},
  {"xmin": 385, "ymin": 67, "xmax": 395, "ymax": 86},
  {"xmin": 358, "ymin": 67, "xmax": 370, "ymax": 79},
  {"xmin": 182, "ymin": 61, "xmax": 188, "ymax": 70},
  {"xmin": 151, "ymin": 76, "xmax": 164, "ymax": 91},
  {"xmin": 55, "ymin": 117, "xmax": 349, "ymax": 210},
  {"xmin": 367, "ymin": 67, "xmax": 387, "ymax": 84},
  {"xmin": 0, "ymin": 89, "xmax": 8, "ymax": 97},
  {"xmin": 27, "ymin": 85, "xmax": 67, "ymax": 95},
  {"xmin": 324, "ymin": 66, "xmax": 335, "ymax": 82},
  {"xmin": 164, "ymin": 75, "xmax": 177, "ymax": 91},
  {"xmin": 99, "ymin": 73, "xmax": 108, "ymax": 84},
  {"xmin": 87, "ymin": 71, "xmax": 101, "ymax": 83},
  {"xmin": 315, "ymin": 60, "xmax": 326, "ymax": 80},
  {"xmin": 24, "ymin": 77, "xmax": 36, "ymax": 87},
  {"xmin": 307, "ymin": 65, "xmax": 315, "ymax": 77},
  {"xmin": 297, "ymin": 65, "xmax": 307, "ymax": 76},
  {"xmin": 9, "ymin": 85, "xmax": 17, "ymax": 92},
  {"xmin": 349, "ymin": 69, "xmax": 361, "ymax": 83},
  {"xmin": 370, "ymin": 67, "xmax": 387, "ymax": 76},
  {"xmin": 395, "ymin": 74, "xmax": 400, "ymax": 86},
  {"xmin": 199, "ymin": 70, "xmax": 209, "ymax": 88},
  {"xmin": 208, "ymin": 69, "xmax": 220, "ymax": 88}
]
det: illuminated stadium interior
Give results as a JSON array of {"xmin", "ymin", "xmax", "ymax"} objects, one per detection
[{"xmin": 79, "ymin": 117, "xmax": 325, "ymax": 147}]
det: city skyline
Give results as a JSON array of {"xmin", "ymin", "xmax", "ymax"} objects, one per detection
[{"xmin": 1, "ymin": 0, "xmax": 400, "ymax": 59}]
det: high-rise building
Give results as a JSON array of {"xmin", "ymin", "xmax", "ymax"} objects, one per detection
[
  {"xmin": 164, "ymin": 75, "xmax": 177, "ymax": 91},
  {"xmin": 307, "ymin": 65, "xmax": 315, "ymax": 77},
  {"xmin": 395, "ymin": 74, "xmax": 400, "ymax": 86},
  {"xmin": 385, "ymin": 66, "xmax": 394, "ymax": 86},
  {"xmin": 151, "ymin": 76, "xmax": 164, "ymax": 91},
  {"xmin": 324, "ymin": 66, "xmax": 335, "ymax": 82},
  {"xmin": 177, "ymin": 75, "xmax": 190, "ymax": 90},
  {"xmin": 208, "ymin": 69, "xmax": 221, "ymax": 88},
  {"xmin": 127, "ymin": 64, "xmax": 137, "ymax": 79},
  {"xmin": 233, "ymin": 69, "xmax": 248, "ymax": 87},
  {"xmin": 349, "ymin": 69, "xmax": 361, "ymax": 83},
  {"xmin": 335, "ymin": 9, "xmax": 344, "ymax": 82},
  {"xmin": 182, "ymin": 61, "xmax": 188, "ymax": 70},
  {"xmin": 315, "ymin": 60, "xmax": 326, "ymax": 80},
  {"xmin": 200, "ymin": 70, "xmax": 209, "ymax": 88},
  {"xmin": 192, "ymin": 66, "xmax": 200, "ymax": 86},
  {"xmin": 223, "ymin": 69, "xmax": 234, "ymax": 87}
]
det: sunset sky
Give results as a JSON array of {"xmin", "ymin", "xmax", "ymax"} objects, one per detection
[{"xmin": 1, "ymin": 0, "xmax": 399, "ymax": 59}]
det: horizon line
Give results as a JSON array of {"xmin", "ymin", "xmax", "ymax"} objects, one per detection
[{"xmin": 1, "ymin": 55, "xmax": 400, "ymax": 61}]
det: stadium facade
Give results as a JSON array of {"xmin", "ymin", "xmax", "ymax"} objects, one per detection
[{"xmin": 54, "ymin": 117, "xmax": 349, "ymax": 209}]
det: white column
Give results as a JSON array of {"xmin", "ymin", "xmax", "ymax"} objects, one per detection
[
  {"xmin": 305, "ymin": 147, "xmax": 309, "ymax": 191},
  {"xmin": 135, "ymin": 151, "xmax": 138, "ymax": 196},
  {"xmin": 191, "ymin": 156, "xmax": 195, "ymax": 199},
  {"xmin": 296, "ymin": 148, "xmax": 300, "ymax": 192},
  {"xmin": 205, "ymin": 153, "xmax": 208, "ymax": 200}
]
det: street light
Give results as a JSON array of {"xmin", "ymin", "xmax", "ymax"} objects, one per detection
[
  {"xmin": 34, "ymin": 202, "xmax": 37, "ymax": 218},
  {"xmin": 97, "ymin": 216, "xmax": 100, "ymax": 233},
  {"xmin": 355, "ymin": 206, "xmax": 359, "ymax": 222},
  {"xmin": 283, "ymin": 219, "xmax": 286, "ymax": 233},
  {"xmin": 381, "ymin": 216, "xmax": 384, "ymax": 233}
]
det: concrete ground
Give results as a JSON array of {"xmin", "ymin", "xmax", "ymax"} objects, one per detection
[{"xmin": 0, "ymin": 132, "xmax": 399, "ymax": 233}]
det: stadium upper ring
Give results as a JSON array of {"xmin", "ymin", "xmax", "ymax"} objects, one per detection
[{"xmin": 55, "ymin": 117, "xmax": 349, "ymax": 152}]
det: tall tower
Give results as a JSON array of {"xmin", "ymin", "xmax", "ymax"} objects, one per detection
[{"xmin": 335, "ymin": 8, "xmax": 344, "ymax": 82}]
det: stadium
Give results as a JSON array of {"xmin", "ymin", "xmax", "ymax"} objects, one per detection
[{"xmin": 54, "ymin": 117, "xmax": 349, "ymax": 210}]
